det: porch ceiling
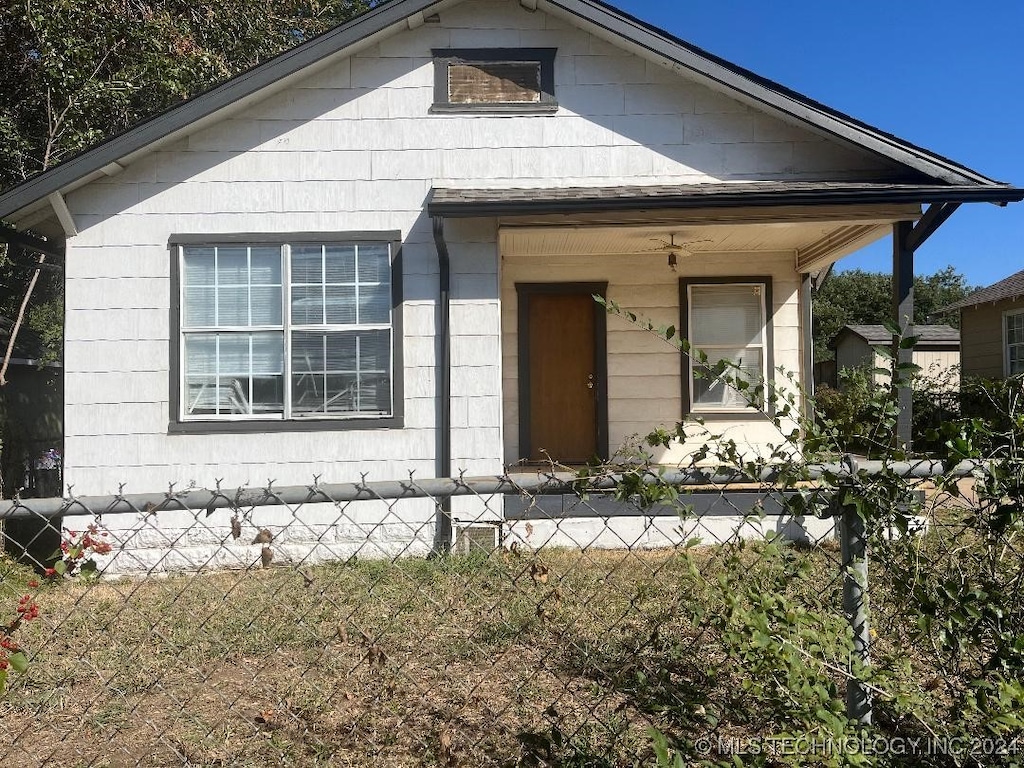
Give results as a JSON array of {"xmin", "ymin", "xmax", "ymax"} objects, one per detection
[
  {"xmin": 433, "ymin": 181, "xmax": 1006, "ymax": 272},
  {"xmin": 498, "ymin": 217, "xmax": 902, "ymax": 274}
]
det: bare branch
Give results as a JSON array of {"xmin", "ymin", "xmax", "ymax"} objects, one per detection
[{"xmin": 0, "ymin": 253, "xmax": 46, "ymax": 386}]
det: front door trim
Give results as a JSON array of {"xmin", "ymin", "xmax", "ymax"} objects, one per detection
[{"xmin": 516, "ymin": 281, "xmax": 609, "ymax": 464}]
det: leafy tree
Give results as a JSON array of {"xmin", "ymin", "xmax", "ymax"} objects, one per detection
[
  {"xmin": 812, "ymin": 266, "xmax": 973, "ymax": 362},
  {"xmin": 0, "ymin": 0, "xmax": 380, "ymax": 361},
  {"xmin": 0, "ymin": 0, "xmax": 379, "ymax": 189}
]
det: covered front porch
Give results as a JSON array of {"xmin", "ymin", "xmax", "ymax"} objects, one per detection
[{"xmin": 430, "ymin": 181, "xmax": 1016, "ymax": 471}]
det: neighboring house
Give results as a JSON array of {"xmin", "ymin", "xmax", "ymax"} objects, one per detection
[
  {"xmin": 828, "ymin": 324, "xmax": 960, "ymax": 389},
  {"xmin": 0, "ymin": 0, "xmax": 1020, "ymax": 567},
  {"xmin": 944, "ymin": 269, "xmax": 1024, "ymax": 379}
]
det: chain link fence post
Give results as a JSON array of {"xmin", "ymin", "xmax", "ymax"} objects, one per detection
[{"xmin": 838, "ymin": 454, "xmax": 872, "ymax": 726}]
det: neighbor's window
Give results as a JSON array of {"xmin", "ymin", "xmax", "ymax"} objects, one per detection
[
  {"xmin": 178, "ymin": 239, "xmax": 397, "ymax": 422},
  {"xmin": 684, "ymin": 281, "xmax": 770, "ymax": 412},
  {"xmin": 432, "ymin": 48, "xmax": 557, "ymax": 112},
  {"xmin": 1006, "ymin": 310, "xmax": 1024, "ymax": 376}
]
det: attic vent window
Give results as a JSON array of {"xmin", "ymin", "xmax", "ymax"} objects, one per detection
[
  {"xmin": 432, "ymin": 48, "xmax": 557, "ymax": 113},
  {"xmin": 449, "ymin": 61, "xmax": 541, "ymax": 104}
]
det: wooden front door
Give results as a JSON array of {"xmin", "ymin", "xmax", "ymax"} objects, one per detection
[{"xmin": 518, "ymin": 284, "xmax": 607, "ymax": 463}]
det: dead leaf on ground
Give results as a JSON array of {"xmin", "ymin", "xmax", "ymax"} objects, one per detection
[
  {"xmin": 255, "ymin": 709, "xmax": 281, "ymax": 729},
  {"xmin": 366, "ymin": 645, "xmax": 387, "ymax": 669},
  {"xmin": 529, "ymin": 562, "xmax": 549, "ymax": 585},
  {"xmin": 438, "ymin": 730, "xmax": 457, "ymax": 766}
]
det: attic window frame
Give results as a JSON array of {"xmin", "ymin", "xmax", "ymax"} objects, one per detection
[{"xmin": 431, "ymin": 48, "xmax": 557, "ymax": 113}]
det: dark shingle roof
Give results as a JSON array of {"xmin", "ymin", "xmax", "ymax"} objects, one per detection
[
  {"xmin": 427, "ymin": 182, "xmax": 1021, "ymax": 217},
  {"xmin": 944, "ymin": 269, "xmax": 1024, "ymax": 311},
  {"xmin": 1, "ymin": 0, "xmax": 1022, "ymax": 223},
  {"xmin": 832, "ymin": 324, "xmax": 960, "ymax": 348}
]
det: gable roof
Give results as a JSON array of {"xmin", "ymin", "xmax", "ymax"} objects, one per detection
[
  {"xmin": 944, "ymin": 269, "xmax": 1024, "ymax": 311},
  {"xmin": 831, "ymin": 324, "xmax": 960, "ymax": 349},
  {"xmin": 1, "ymin": 0, "xmax": 1021, "ymax": 224}
]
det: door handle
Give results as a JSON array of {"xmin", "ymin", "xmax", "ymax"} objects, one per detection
[{"xmin": 586, "ymin": 373, "xmax": 595, "ymax": 389}]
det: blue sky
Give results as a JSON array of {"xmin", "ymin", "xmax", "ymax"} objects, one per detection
[{"xmin": 612, "ymin": 0, "xmax": 1024, "ymax": 289}]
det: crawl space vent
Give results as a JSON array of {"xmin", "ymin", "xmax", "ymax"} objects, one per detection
[{"xmin": 455, "ymin": 525, "xmax": 498, "ymax": 554}]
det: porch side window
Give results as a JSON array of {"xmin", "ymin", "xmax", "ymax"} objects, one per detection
[
  {"xmin": 684, "ymin": 281, "xmax": 770, "ymax": 412},
  {"xmin": 1006, "ymin": 309, "xmax": 1024, "ymax": 376},
  {"xmin": 179, "ymin": 239, "xmax": 396, "ymax": 422}
]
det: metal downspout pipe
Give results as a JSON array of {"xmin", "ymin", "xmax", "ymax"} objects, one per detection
[{"xmin": 431, "ymin": 215, "xmax": 453, "ymax": 553}]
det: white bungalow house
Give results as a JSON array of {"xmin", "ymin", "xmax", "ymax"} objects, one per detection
[{"xmin": 0, "ymin": 0, "xmax": 1019, "ymax": 566}]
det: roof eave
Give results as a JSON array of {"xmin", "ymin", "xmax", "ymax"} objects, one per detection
[
  {"xmin": 427, "ymin": 185, "xmax": 1024, "ymax": 218},
  {"xmin": 1, "ymin": 0, "xmax": 1019, "ymax": 222},
  {"xmin": 0, "ymin": 0, "xmax": 445, "ymax": 221},
  {"xmin": 947, "ymin": 294, "xmax": 1024, "ymax": 312},
  {"xmin": 544, "ymin": 0, "xmax": 1008, "ymax": 188}
]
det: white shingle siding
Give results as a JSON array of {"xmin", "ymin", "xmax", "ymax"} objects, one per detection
[
  {"xmin": 62, "ymin": 0, "xmax": 890, "ymax": 500},
  {"xmin": 500, "ymin": 250, "xmax": 802, "ymax": 465}
]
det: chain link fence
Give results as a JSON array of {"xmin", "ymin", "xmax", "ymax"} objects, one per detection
[{"xmin": 0, "ymin": 461, "xmax": 1020, "ymax": 767}]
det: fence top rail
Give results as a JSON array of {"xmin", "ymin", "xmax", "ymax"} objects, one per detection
[{"xmin": 0, "ymin": 458, "xmax": 987, "ymax": 521}]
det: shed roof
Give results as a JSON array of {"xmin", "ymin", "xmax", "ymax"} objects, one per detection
[
  {"xmin": 1, "ymin": 0, "xmax": 1021, "ymax": 225},
  {"xmin": 943, "ymin": 269, "xmax": 1024, "ymax": 311},
  {"xmin": 831, "ymin": 324, "xmax": 960, "ymax": 348}
]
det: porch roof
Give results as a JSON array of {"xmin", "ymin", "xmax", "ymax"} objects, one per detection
[{"xmin": 427, "ymin": 181, "xmax": 1024, "ymax": 218}]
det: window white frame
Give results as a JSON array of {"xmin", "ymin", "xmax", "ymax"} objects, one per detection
[
  {"xmin": 680, "ymin": 278, "xmax": 773, "ymax": 415},
  {"xmin": 1004, "ymin": 308, "xmax": 1024, "ymax": 377},
  {"xmin": 171, "ymin": 234, "xmax": 402, "ymax": 430},
  {"xmin": 179, "ymin": 244, "xmax": 285, "ymax": 421}
]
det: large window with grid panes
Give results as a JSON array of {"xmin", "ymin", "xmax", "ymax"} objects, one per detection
[{"xmin": 174, "ymin": 234, "xmax": 401, "ymax": 426}]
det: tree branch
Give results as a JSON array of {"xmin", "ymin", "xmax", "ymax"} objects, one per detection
[{"xmin": 0, "ymin": 253, "xmax": 46, "ymax": 386}]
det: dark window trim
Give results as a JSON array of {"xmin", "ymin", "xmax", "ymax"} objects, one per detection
[
  {"xmin": 167, "ymin": 231, "xmax": 404, "ymax": 434},
  {"xmin": 170, "ymin": 231, "xmax": 400, "ymax": 244},
  {"xmin": 431, "ymin": 48, "xmax": 558, "ymax": 114},
  {"xmin": 516, "ymin": 282, "xmax": 608, "ymax": 463},
  {"xmin": 679, "ymin": 276, "xmax": 775, "ymax": 420}
]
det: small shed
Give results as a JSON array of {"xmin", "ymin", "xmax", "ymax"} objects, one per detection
[{"xmin": 829, "ymin": 324, "xmax": 960, "ymax": 389}]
